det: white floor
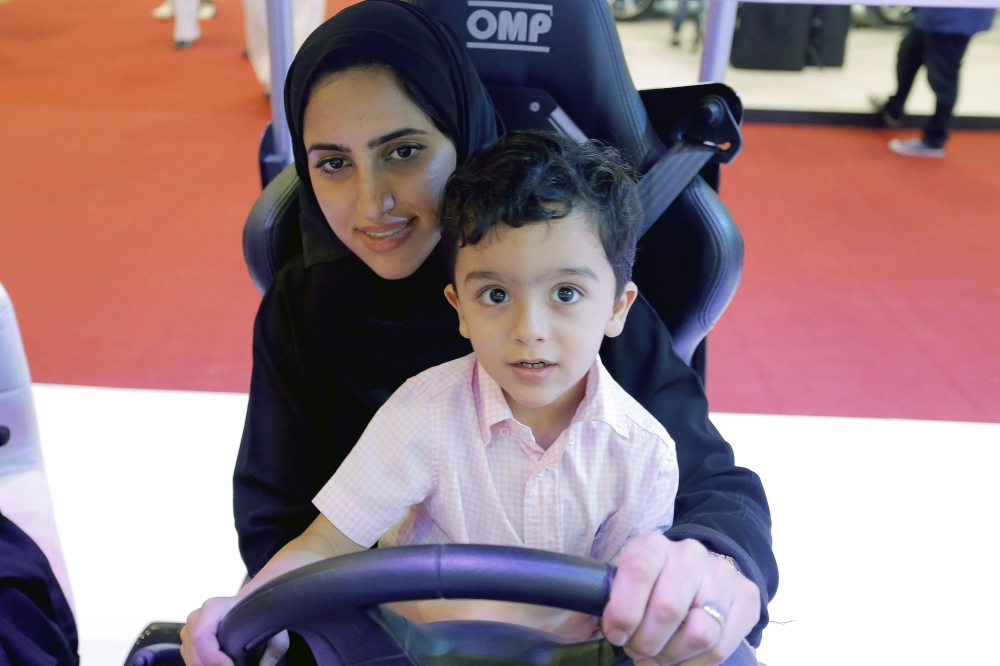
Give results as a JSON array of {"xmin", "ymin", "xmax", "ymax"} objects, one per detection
[
  {"xmin": 617, "ymin": 16, "xmax": 1000, "ymax": 116},
  {"xmin": 24, "ymin": 384, "xmax": 1000, "ymax": 665}
]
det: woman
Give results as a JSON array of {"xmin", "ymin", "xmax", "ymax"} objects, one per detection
[{"xmin": 199, "ymin": 2, "xmax": 775, "ymax": 664}]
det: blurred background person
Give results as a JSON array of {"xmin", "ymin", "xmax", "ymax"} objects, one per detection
[
  {"xmin": 150, "ymin": 0, "xmax": 217, "ymax": 48},
  {"xmin": 671, "ymin": 0, "xmax": 705, "ymax": 49},
  {"xmin": 151, "ymin": 0, "xmax": 217, "ymax": 21},
  {"xmin": 242, "ymin": 0, "xmax": 326, "ymax": 95},
  {"xmin": 871, "ymin": 6, "xmax": 996, "ymax": 158}
]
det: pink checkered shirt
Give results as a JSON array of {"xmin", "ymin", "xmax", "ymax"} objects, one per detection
[{"xmin": 313, "ymin": 353, "xmax": 678, "ymax": 563}]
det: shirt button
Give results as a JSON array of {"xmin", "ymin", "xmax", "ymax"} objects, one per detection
[
  {"xmin": 536, "ymin": 469, "xmax": 545, "ymax": 477},
  {"xmin": 500, "ymin": 428, "xmax": 510, "ymax": 437}
]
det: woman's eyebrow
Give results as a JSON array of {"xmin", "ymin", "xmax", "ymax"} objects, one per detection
[
  {"xmin": 368, "ymin": 128, "xmax": 428, "ymax": 149},
  {"xmin": 308, "ymin": 142, "xmax": 350, "ymax": 154}
]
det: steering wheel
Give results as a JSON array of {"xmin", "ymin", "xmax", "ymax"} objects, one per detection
[{"xmin": 217, "ymin": 544, "xmax": 625, "ymax": 666}]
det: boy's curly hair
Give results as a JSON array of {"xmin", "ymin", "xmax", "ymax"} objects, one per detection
[{"xmin": 439, "ymin": 130, "xmax": 643, "ymax": 296}]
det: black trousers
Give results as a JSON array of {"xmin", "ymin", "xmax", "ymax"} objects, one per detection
[{"xmin": 885, "ymin": 29, "xmax": 973, "ymax": 148}]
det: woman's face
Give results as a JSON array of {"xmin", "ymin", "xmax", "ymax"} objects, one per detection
[{"xmin": 302, "ymin": 66, "xmax": 457, "ymax": 280}]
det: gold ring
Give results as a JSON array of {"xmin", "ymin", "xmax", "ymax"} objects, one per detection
[{"xmin": 700, "ymin": 601, "xmax": 726, "ymax": 629}]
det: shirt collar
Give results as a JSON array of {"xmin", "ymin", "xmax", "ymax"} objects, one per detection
[
  {"xmin": 572, "ymin": 356, "xmax": 629, "ymax": 438},
  {"xmin": 473, "ymin": 354, "xmax": 629, "ymax": 444},
  {"xmin": 474, "ymin": 361, "xmax": 515, "ymax": 445}
]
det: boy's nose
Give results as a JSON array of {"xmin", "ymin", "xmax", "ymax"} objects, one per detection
[{"xmin": 510, "ymin": 300, "xmax": 548, "ymax": 345}]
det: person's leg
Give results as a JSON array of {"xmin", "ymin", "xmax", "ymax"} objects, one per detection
[
  {"xmin": 672, "ymin": 1, "xmax": 688, "ymax": 45},
  {"xmin": 293, "ymin": 0, "xmax": 326, "ymax": 51},
  {"xmin": 673, "ymin": 2, "xmax": 689, "ymax": 30},
  {"xmin": 242, "ymin": 0, "xmax": 271, "ymax": 92},
  {"xmin": 884, "ymin": 28, "xmax": 925, "ymax": 119},
  {"xmin": 921, "ymin": 32, "xmax": 973, "ymax": 149},
  {"xmin": 173, "ymin": 0, "xmax": 200, "ymax": 46},
  {"xmin": 692, "ymin": 1, "xmax": 704, "ymax": 46}
]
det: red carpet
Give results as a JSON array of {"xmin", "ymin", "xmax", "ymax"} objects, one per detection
[
  {"xmin": 0, "ymin": 0, "xmax": 269, "ymax": 391},
  {"xmin": 2, "ymin": 0, "xmax": 999, "ymax": 421},
  {"xmin": 709, "ymin": 125, "xmax": 1000, "ymax": 422}
]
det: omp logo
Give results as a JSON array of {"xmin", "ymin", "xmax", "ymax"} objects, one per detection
[{"xmin": 465, "ymin": 1, "xmax": 553, "ymax": 53}]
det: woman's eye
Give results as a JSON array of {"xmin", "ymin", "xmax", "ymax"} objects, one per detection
[
  {"xmin": 317, "ymin": 157, "xmax": 348, "ymax": 173},
  {"xmin": 479, "ymin": 288, "xmax": 509, "ymax": 306},
  {"xmin": 390, "ymin": 143, "xmax": 423, "ymax": 160},
  {"xmin": 553, "ymin": 286, "xmax": 581, "ymax": 304}
]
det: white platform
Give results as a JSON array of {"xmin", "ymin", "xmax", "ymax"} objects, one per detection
[
  {"xmin": 29, "ymin": 384, "xmax": 1000, "ymax": 665},
  {"xmin": 34, "ymin": 385, "xmax": 248, "ymax": 666}
]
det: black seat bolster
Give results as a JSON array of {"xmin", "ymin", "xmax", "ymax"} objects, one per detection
[
  {"xmin": 632, "ymin": 176, "xmax": 744, "ymax": 365},
  {"xmin": 244, "ymin": 165, "xmax": 301, "ymax": 294}
]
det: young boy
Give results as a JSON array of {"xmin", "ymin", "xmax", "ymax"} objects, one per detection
[{"xmin": 184, "ymin": 131, "xmax": 679, "ymax": 656}]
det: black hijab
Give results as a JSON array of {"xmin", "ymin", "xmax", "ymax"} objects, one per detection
[
  {"xmin": 283, "ymin": 0, "xmax": 500, "ymax": 265},
  {"xmin": 274, "ymin": 0, "xmax": 499, "ymax": 412}
]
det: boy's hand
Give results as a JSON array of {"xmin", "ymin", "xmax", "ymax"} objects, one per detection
[
  {"xmin": 601, "ymin": 533, "xmax": 761, "ymax": 666},
  {"xmin": 179, "ymin": 600, "xmax": 295, "ymax": 666},
  {"xmin": 180, "ymin": 596, "xmax": 239, "ymax": 666},
  {"xmin": 181, "ymin": 516, "xmax": 359, "ymax": 666}
]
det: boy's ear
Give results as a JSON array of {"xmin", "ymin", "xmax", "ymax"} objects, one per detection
[
  {"xmin": 443, "ymin": 284, "xmax": 471, "ymax": 339},
  {"xmin": 605, "ymin": 281, "xmax": 638, "ymax": 338}
]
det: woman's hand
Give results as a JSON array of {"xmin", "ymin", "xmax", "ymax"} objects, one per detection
[
  {"xmin": 601, "ymin": 532, "xmax": 761, "ymax": 666},
  {"xmin": 180, "ymin": 596, "xmax": 239, "ymax": 666}
]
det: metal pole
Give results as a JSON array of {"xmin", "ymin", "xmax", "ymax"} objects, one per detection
[
  {"xmin": 267, "ymin": 0, "xmax": 295, "ymax": 166},
  {"xmin": 698, "ymin": 0, "xmax": 738, "ymax": 83}
]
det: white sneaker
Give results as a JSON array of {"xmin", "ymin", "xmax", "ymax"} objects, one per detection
[
  {"xmin": 151, "ymin": 0, "xmax": 174, "ymax": 20},
  {"xmin": 197, "ymin": 1, "xmax": 217, "ymax": 20},
  {"xmin": 888, "ymin": 137, "xmax": 945, "ymax": 158}
]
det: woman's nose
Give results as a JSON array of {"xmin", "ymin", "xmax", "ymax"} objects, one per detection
[
  {"xmin": 511, "ymin": 300, "xmax": 548, "ymax": 345},
  {"xmin": 356, "ymin": 170, "xmax": 394, "ymax": 220}
]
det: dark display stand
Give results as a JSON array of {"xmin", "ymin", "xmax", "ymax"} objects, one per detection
[
  {"xmin": 808, "ymin": 5, "xmax": 852, "ymax": 68},
  {"xmin": 731, "ymin": 3, "xmax": 851, "ymax": 71}
]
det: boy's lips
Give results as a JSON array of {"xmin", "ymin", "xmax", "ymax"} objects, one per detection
[
  {"xmin": 509, "ymin": 360, "xmax": 555, "ymax": 382},
  {"xmin": 356, "ymin": 218, "xmax": 415, "ymax": 252}
]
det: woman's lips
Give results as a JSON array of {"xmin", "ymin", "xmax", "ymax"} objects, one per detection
[
  {"xmin": 509, "ymin": 360, "xmax": 555, "ymax": 382},
  {"xmin": 356, "ymin": 219, "xmax": 415, "ymax": 253}
]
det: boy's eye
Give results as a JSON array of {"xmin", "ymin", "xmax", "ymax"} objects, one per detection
[
  {"xmin": 478, "ymin": 287, "xmax": 509, "ymax": 306},
  {"xmin": 552, "ymin": 286, "xmax": 581, "ymax": 304}
]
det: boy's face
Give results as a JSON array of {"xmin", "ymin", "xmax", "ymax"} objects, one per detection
[{"xmin": 444, "ymin": 211, "xmax": 637, "ymax": 412}]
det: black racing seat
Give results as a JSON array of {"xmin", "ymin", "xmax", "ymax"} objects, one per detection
[{"xmin": 244, "ymin": 0, "xmax": 745, "ymax": 380}]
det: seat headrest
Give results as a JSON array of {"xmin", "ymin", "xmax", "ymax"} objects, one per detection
[{"xmin": 411, "ymin": 0, "xmax": 663, "ymax": 171}]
